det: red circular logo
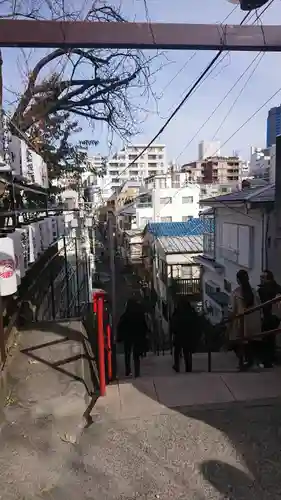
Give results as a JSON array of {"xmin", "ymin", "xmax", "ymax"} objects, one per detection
[{"xmin": 0, "ymin": 259, "xmax": 15, "ymax": 279}]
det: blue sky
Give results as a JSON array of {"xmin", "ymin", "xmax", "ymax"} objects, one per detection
[{"xmin": 2, "ymin": 0, "xmax": 281, "ymax": 163}]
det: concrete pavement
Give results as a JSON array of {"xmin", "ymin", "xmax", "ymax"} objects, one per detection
[
  {"xmin": 93, "ymin": 351, "xmax": 281, "ymax": 420},
  {"xmin": 2, "ymin": 324, "xmax": 281, "ymax": 498}
]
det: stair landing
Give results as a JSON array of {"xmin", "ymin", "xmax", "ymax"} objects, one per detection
[{"xmin": 94, "ymin": 352, "xmax": 281, "ymax": 420}]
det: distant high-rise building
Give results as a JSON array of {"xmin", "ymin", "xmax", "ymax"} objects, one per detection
[
  {"xmin": 266, "ymin": 105, "xmax": 281, "ymax": 147},
  {"xmin": 198, "ymin": 140, "xmax": 220, "ymax": 160}
]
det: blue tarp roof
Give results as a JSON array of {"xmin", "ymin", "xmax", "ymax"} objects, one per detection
[{"xmin": 146, "ymin": 218, "xmax": 213, "ymax": 238}]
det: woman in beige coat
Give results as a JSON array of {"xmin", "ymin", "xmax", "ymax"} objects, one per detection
[{"xmin": 228, "ymin": 269, "xmax": 262, "ymax": 370}]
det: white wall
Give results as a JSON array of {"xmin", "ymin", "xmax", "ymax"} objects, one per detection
[
  {"xmin": 135, "ymin": 206, "xmax": 153, "ymax": 229},
  {"xmin": 202, "ymin": 269, "xmax": 226, "ymax": 324},
  {"xmin": 152, "ymin": 185, "xmax": 200, "ymax": 222},
  {"xmin": 249, "ymin": 145, "xmax": 276, "ymax": 183},
  {"xmin": 215, "ymin": 206, "xmax": 264, "ymax": 289}
]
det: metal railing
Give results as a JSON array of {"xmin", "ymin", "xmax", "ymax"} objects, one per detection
[
  {"xmin": 204, "ymin": 293, "xmax": 281, "ymax": 372},
  {"xmin": 0, "ymin": 234, "xmax": 90, "ymax": 367},
  {"xmin": 171, "ymin": 278, "xmax": 201, "ymax": 296}
]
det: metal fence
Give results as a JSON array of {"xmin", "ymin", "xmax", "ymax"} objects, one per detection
[
  {"xmin": 36, "ymin": 236, "xmax": 89, "ymax": 321},
  {"xmin": 170, "ymin": 277, "xmax": 201, "ymax": 297},
  {"xmin": 0, "ymin": 232, "xmax": 91, "ymax": 366}
]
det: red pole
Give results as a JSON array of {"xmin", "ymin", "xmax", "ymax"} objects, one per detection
[
  {"xmin": 106, "ymin": 323, "xmax": 112, "ymax": 381},
  {"xmin": 92, "ymin": 292, "xmax": 97, "ymax": 313},
  {"xmin": 96, "ymin": 294, "xmax": 106, "ymax": 396}
]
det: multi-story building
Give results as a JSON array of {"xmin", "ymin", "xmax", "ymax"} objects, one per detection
[
  {"xmin": 96, "ymin": 144, "xmax": 167, "ymax": 200},
  {"xmin": 266, "ymin": 105, "xmax": 281, "ymax": 148},
  {"xmin": 116, "ymin": 172, "xmax": 200, "ymax": 236},
  {"xmin": 198, "ymin": 140, "xmax": 221, "ymax": 160},
  {"xmin": 144, "ymin": 172, "xmax": 200, "ymax": 223},
  {"xmin": 182, "ymin": 155, "xmax": 243, "ymax": 186},
  {"xmin": 249, "ymin": 145, "xmax": 276, "ymax": 183}
]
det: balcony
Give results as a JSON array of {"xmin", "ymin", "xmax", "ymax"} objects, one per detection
[
  {"xmin": 136, "ymin": 202, "xmax": 152, "ymax": 208},
  {"xmin": 169, "ymin": 278, "xmax": 201, "ymax": 299}
]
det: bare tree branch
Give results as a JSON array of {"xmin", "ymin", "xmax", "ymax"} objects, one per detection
[{"xmin": 0, "ymin": 0, "xmax": 164, "ymax": 184}]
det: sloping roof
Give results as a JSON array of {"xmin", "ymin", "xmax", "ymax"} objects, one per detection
[
  {"xmin": 146, "ymin": 218, "xmax": 211, "ymax": 238},
  {"xmin": 118, "ymin": 204, "xmax": 136, "ymax": 216},
  {"xmin": 158, "ymin": 235, "xmax": 203, "ymax": 254},
  {"xmin": 200, "ymin": 184, "xmax": 275, "ymax": 206},
  {"xmin": 250, "ymin": 184, "xmax": 275, "ymax": 203}
]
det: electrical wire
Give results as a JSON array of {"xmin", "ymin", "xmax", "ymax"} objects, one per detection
[
  {"xmin": 154, "ymin": 0, "xmax": 275, "ymax": 216},
  {"xmin": 174, "ymin": 1, "xmax": 275, "ymax": 162},
  {"xmin": 211, "ymin": 52, "xmax": 265, "ymax": 140},
  {"xmin": 159, "ymin": 3, "xmax": 239, "ymax": 100},
  {"xmin": 101, "ymin": 8, "xmax": 259, "ymax": 193},
  {"xmin": 176, "ymin": 52, "xmax": 264, "ymax": 162}
]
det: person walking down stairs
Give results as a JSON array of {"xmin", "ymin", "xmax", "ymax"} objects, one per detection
[
  {"xmin": 170, "ymin": 297, "xmax": 200, "ymax": 373},
  {"xmin": 258, "ymin": 270, "xmax": 281, "ymax": 368},
  {"xmin": 117, "ymin": 298, "xmax": 147, "ymax": 378},
  {"xmin": 229, "ymin": 270, "xmax": 261, "ymax": 371}
]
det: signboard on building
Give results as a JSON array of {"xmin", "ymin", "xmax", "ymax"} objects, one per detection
[{"xmin": 0, "ymin": 236, "xmax": 18, "ymax": 296}]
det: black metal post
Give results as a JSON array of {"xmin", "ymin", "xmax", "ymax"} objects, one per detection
[
  {"xmin": 74, "ymin": 237, "xmax": 80, "ymax": 316},
  {"xmin": 208, "ymin": 348, "xmax": 212, "ymax": 372},
  {"xmin": 63, "ymin": 236, "xmax": 70, "ymax": 317},
  {"xmin": 50, "ymin": 264, "xmax": 56, "ymax": 320}
]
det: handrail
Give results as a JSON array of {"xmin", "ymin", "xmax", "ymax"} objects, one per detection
[{"xmin": 222, "ymin": 293, "xmax": 281, "ymax": 324}]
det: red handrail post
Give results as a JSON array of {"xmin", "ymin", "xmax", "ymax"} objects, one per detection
[
  {"xmin": 106, "ymin": 323, "xmax": 112, "ymax": 381},
  {"xmin": 93, "ymin": 292, "xmax": 97, "ymax": 314},
  {"xmin": 96, "ymin": 293, "xmax": 106, "ymax": 397}
]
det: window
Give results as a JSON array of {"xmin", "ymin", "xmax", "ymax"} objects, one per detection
[
  {"xmin": 159, "ymin": 178, "xmax": 167, "ymax": 189},
  {"xmin": 160, "ymin": 197, "xmax": 172, "ymax": 205},
  {"xmin": 161, "ymin": 216, "xmax": 172, "ymax": 222},
  {"xmin": 220, "ymin": 187, "xmax": 229, "ymax": 193},
  {"xmin": 221, "ymin": 223, "xmax": 253, "ymax": 268},
  {"xmin": 182, "ymin": 196, "xmax": 194, "ymax": 204},
  {"xmin": 159, "ymin": 259, "xmax": 167, "ymax": 283},
  {"xmin": 182, "ymin": 216, "xmax": 194, "ymax": 222},
  {"xmin": 205, "ymin": 281, "xmax": 220, "ymax": 296},
  {"xmin": 224, "ymin": 279, "xmax": 232, "ymax": 293},
  {"xmin": 181, "ymin": 266, "xmax": 193, "ymax": 278}
]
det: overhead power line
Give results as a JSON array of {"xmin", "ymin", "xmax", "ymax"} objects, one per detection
[
  {"xmin": 101, "ymin": 8, "xmax": 256, "ymax": 192},
  {"xmin": 175, "ymin": 52, "xmax": 264, "ymax": 162}
]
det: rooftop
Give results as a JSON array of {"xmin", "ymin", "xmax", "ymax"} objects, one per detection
[
  {"xmin": 158, "ymin": 235, "xmax": 203, "ymax": 254},
  {"xmin": 146, "ymin": 219, "xmax": 212, "ymax": 238},
  {"xmin": 200, "ymin": 183, "xmax": 275, "ymax": 206}
]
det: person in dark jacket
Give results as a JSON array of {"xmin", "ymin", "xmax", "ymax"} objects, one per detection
[
  {"xmin": 258, "ymin": 270, "xmax": 281, "ymax": 367},
  {"xmin": 170, "ymin": 297, "xmax": 199, "ymax": 373},
  {"xmin": 117, "ymin": 298, "xmax": 147, "ymax": 377}
]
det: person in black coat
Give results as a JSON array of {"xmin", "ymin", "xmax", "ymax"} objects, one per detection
[
  {"xmin": 117, "ymin": 298, "xmax": 147, "ymax": 377},
  {"xmin": 258, "ymin": 270, "xmax": 281, "ymax": 367},
  {"xmin": 170, "ymin": 297, "xmax": 200, "ymax": 373}
]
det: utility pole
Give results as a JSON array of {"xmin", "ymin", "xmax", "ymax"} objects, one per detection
[{"xmin": 108, "ymin": 210, "xmax": 117, "ymax": 379}]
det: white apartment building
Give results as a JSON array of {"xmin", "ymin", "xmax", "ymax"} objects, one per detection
[
  {"xmin": 198, "ymin": 140, "xmax": 221, "ymax": 160},
  {"xmin": 93, "ymin": 144, "xmax": 167, "ymax": 200},
  {"xmin": 116, "ymin": 172, "xmax": 200, "ymax": 240},
  {"xmin": 249, "ymin": 145, "xmax": 276, "ymax": 184},
  {"xmin": 144, "ymin": 172, "xmax": 200, "ymax": 223}
]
